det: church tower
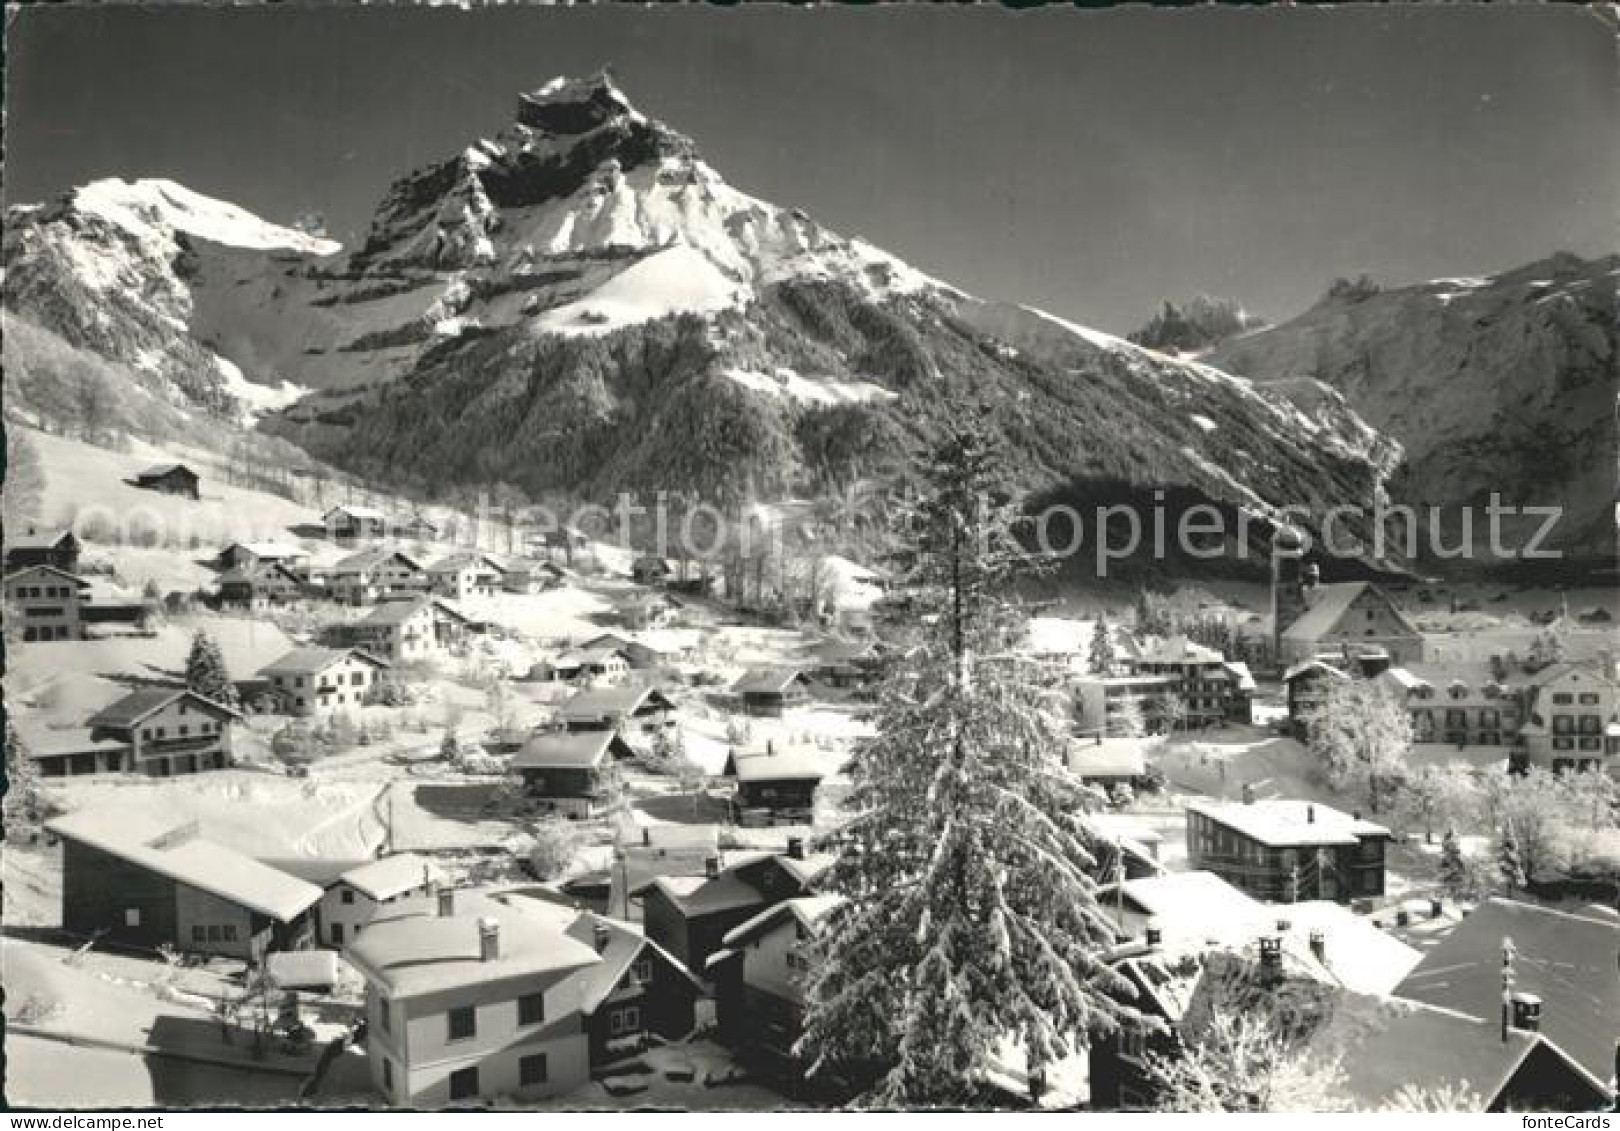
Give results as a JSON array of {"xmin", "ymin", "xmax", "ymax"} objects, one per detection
[{"xmin": 1271, "ymin": 526, "xmax": 1307, "ymax": 658}]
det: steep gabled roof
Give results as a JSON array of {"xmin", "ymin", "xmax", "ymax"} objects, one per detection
[
  {"xmin": 1135, "ymin": 636, "xmax": 1226, "ymax": 665},
  {"xmin": 339, "ymin": 853, "xmax": 444, "ymax": 902},
  {"xmin": 134, "ymin": 462, "xmax": 197, "ymax": 479},
  {"xmin": 723, "ymin": 745, "xmax": 832, "ymax": 783},
  {"xmin": 87, "ymin": 687, "xmax": 244, "ymax": 728},
  {"xmin": 3, "ymin": 564, "xmax": 90, "ymax": 587},
  {"xmin": 7, "ymin": 529, "xmax": 78, "ymax": 551},
  {"xmin": 511, "ymin": 730, "xmax": 630, "ymax": 771},
  {"xmin": 718, "ymin": 893, "xmax": 844, "ymax": 953},
  {"xmin": 323, "ymin": 504, "xmax": 387, "ymax": 521},
  {"xmin": 331, "ymin": 549, "xmax": 425, "ymax": 576},
  {"xmin": 732, "ymin": 667, "xmax": 812, "ymax": 695},
  {"xmin": 557, "ymin": 684, "xmax": 673, "ymax": 719},
  {"xmin": 259, "ymin": 646, "xmax": 389, "ymax": 678},
  {"xmin": 1281, "ymin": 581, "xmax": 1422, "ymax": 644},
  {"xmin": 357, "ymin": 596, "xmax": 469, "ymax": 627},
  {"xmin": 1392, "ymin": 898, "xmax": 1620, "ymax": 1085},
  {"xmin": 1308, "ymin": 992, "xmax": 1613, "ymax": 1111},
  {"xmin": 47, "ymin": 809, "xmax": 321, "ymax": 922}
]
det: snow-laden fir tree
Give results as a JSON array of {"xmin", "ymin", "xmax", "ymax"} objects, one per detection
[
  {"xmin": 185, "ymin": 630, "xmax": 239, "ymax": 708},
  {"xmin": 1087, "ymin": 616, "xmax": 1116, "ymax": 675},
  {"xmin": 799, "ymin": 409, "xmax": 1145, "ymax": 1107},
  {"xmin": 1436, "ymin": 827, "xmax": 1470, "ymax": 901},
  {"xmin": 1496, "ymin": 829, "xmax": 1525, "ymax": 895}
]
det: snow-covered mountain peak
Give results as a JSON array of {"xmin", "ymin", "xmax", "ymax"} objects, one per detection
[
  {"xmin": 515, "ymin": 72, "xmax": 646, "ymax": 135},
  {"xmin": 72, "ymin": 178, "xmax": 340, "ymax": 256},
  {"xmin": 351, "ymin": 75, "xmax": 948, "ymax": 306}
]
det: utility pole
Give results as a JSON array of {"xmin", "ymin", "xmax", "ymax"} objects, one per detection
[{"xmin": 1500, "ymin": 940, "xmax": 1513, "ymax": 1041}]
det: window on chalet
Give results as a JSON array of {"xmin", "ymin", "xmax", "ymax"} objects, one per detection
[
  {"xmin": 448, "ymin": 1067, "xmax": 479, "ymax": 1101},
  {"xmin": 632, "ymin": 957, "xmax": 653, "ymax": 984},
  {"xmin": 519, "ymin": 1053, "xmax": 548, "ymax": 1087},
  {"xmin": 341, "ymin": 888, "xmax": 356, "ymax": 905},
  {"xmin": 518, "ymin": 992, "xmax": 545, "ymax": 1026},
  {"xmin": 447, "ymin": 1005, "xmax": 477, "ymax": 1041},
  {"xmin": 1578, "ymin": 692, "xmax": 1600, "ymax": 705},
  {"xmin": 1552, "ymin": 693, "xmax": 1573, "ymax": 705}
]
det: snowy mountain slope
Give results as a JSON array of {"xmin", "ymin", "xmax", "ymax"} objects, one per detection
[
  {"xmin": 1209, "ymin": 253, "xmax": 1618, "ymax": 564},
  {"xmin": 5, "ymin": 74, "xmax": 1406, "ymax": 568},
  {"xmin": 3, "ymin": 179, "xmax": 338, "ymax": 423}
]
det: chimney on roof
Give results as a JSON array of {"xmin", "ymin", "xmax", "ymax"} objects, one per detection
[
  {"xmin": 478, "ymin": 917, "xmax": 500, "ymax": 962},
  {"xmin": 786, "ymin": 836, "xmax": 805, "ymax": 861},
  {"xmin": 1242, "ymin": 783, "xmax": 1255, "ymax": 805},
  {"xmin": 704, "ymin": 854, "xmax": 720, "ymax": 880},
  {"xmin": 1307, "ymin": 804, "xmax": 1315, "ymax": 824},
  {"xmin": 1276, "ymin": 918, "xmax": 1292, "ymax": 933},
  {"xmin": 1258, "ymin": 936, "xmax": 1284, "ymax": 982},
  {"xmin": 1308, "ymin": 929, "xmax": 1327, "ymax": 964},
  {"xmin": 767, "ymin": 740, "xmax": 776, "ymax": 758},
  {"xmin": 1508, "ymin": 992, "xmax": 1542, "ymax": 1034},
  {"xmin": 592, "ymin": 921, "xmax": 611, "ymax": 954},
  {"xmin": 437, "ymin": 887, "xmax": 455, "ymax": 918},
  {"xmin": 1144, "ymin": 920, "xmax": 1163, "ymax": 949}
]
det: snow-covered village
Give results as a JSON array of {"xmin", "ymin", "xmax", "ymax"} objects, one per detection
[{"xmin": 2, "ymin": 5, "xmax": 1617, "ymax": 1116}]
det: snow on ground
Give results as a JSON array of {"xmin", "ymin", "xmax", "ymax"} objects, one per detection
[
  {"xmin": 22, "ymin": 425, "xmax": 323, "ymax": 548},
  {"xmin": 74, "ymin": 178, "xmax": 340, "ymax": 256},
  {"xmin": 723, "ymin": 366, "xmax": 897, "ymax": 407},
  {"xmin": 1027, "ymin": 615, "xmax": 1094, "ymax": 656},
  {"xmin": 7, "ymin": 617, "xmax": 295, "ymax": 710},
  {"xmin": 529, "ymin": 1039, "xmax": 796, "ymax": 1111},
  {"xmin": 3, "ymin": 844, "xmax": 63, "ymax": 929},
  {"xmin": 212, "ymin": 353, "xmax": 311, "ymax": 422},
  {"xmin": 3, "ymin": 939, "xmax": 313, "ymax": 1107},
  {"xmin": 455, "ymin": 587, "xmax": 616, "ymax": 642},
  {"xmin": 52, "ymin": 774, "xmax": 386, "ymax": 861},
  {"xmin": 533, "ymin": 245, "xmax": 746, "ymax": 337},
  {"xmin": 6, "ymin": 1034, "xmax": 307, "ymax": 1108},
  {"xmin": 819, "ymin": 554, "xmax": 887, "ymax": 611}
]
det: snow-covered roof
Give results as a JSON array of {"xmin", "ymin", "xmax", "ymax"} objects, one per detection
[
  {"xmin": 732, "ymin": 667, "xmax": 812, "ymax": 695},
  {"xmin": 3, "ymin": 564, "xmax": 89, "ymax": 587},
  {"xmin": 557, "ymin": 685, "xmax": 673, "ymax": 720},
  {"xmin": 1112, "ymin": 871, "xmax": 1263, "ymax": 937},
  {"xmin": 1305, "ymin": 992, "xmax": 1611, "ymax": 1111},
  {"xmin": 719, "ymin": 894, "xmax": 844, "ymax": 952},
  {"xmin": 339, "ymin": 853, "xmax": 444, "ymax": 902},
  {"xmin": 1280, "ymin": 581, "xmax": 1421, "ymax": 643},
  {"xmin": 1067, "ymin": 737, "xmax": 1146, "ymax": 780},
  {"xmin": 324, "ymin": 504, "xmax": 388, "ymax": 521},
  {"xmin": 258, "ymin": 646, "xmax": 389, "ymax": 678},
  {"xmin": 222, "ymin": 540, "xmax": 308, "ymax": 560},
  {"xmin": 266, "ymin": 949, "xmax": 341, "ymax": 990},
  {"xmin": 724, "ymin": 746, "xmax": 830, "ymax": 783},
  {"xmin": 1393, "ymin": 898, "xmax": 1620, "ymax": 1085},
  {"xmin": 1135, "ymin": 635, "xmax": 1226, "ymax": 665},
  {"xmin": 7, "ymin": 529, "xmax": 77, "ymax": 551},
  {"xmin": 87, "ymin": 687, "xmax": 243, "ymax": 728},
  {"xmin": 347, "ymin": 888, "xmax": 602, "ymax": 998},
  {"xmin": 511, "ymin": 730, "xmax": 628, "ymax": 771},
  {"xmin": 134, "ymin": 462, "xmax": 197, "ymax": 479},
  {"xmin": 47, "ymin": 809, "xmax": 322, "ymax": 922},
  {"xmin": 1187, "ymin": 799, "xmax": 1390, "ymax": 848},
  {"xmin": 15, "ymin": 725, "xmax": 129, "ymax": 760}
]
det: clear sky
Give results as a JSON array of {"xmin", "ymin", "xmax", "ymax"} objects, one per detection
[{"xmin": 6, "ymin": 4, "xmax": 1614, "ymax": 333}]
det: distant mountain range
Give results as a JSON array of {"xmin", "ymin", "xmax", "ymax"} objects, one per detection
[
  {"xmin": 1210, "ymin": 254, "xmax": 1617, "ymax": 567},
  {"xmin": 9, "ymin": 73, "xmax": 1603, "ymax": 573}
]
